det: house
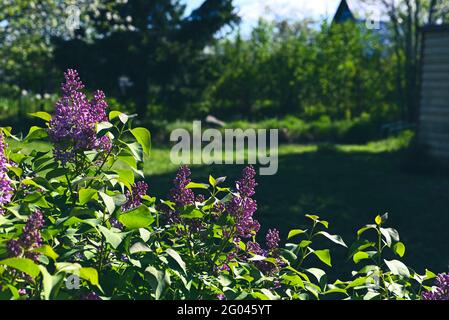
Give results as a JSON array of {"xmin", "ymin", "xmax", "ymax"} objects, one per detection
[{"xmin": 418, "ymin": 24, "xmax": 449, "ymax": 160}]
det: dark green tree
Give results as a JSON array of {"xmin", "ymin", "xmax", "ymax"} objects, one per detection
[{"xmin": 53, "ymin": 0, "xmax": 239, "ymax": 119}]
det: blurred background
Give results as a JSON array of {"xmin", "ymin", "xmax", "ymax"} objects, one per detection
[{"xmin": 1, "ymin": 0, "xmax": 449, "ymax": 276}]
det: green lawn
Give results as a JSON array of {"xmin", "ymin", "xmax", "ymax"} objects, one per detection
[{"xmin": 8, "ymin": 133, "xmax": 449, "ymax": 276}]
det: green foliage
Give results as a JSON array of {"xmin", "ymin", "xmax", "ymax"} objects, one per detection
[
  {"xmin": 204, "ymin": 20, "xmax": 398, "ymax": 122},
  {"xmin": 0, "ymin": 108, "xmax": 436, "ymax": 299}
]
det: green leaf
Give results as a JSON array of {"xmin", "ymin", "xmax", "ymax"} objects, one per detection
[
  {"xmin": 259, "ymin": 289, "xmax": 279, "ymax": 300},
  {"xmin": 32, "ymin": 245, "xmax": 59, "ymax": 261},
  {"xmin": 363, "ymin": 292, "xmax": 381, "ymax": 300},
  {"xmin": 287, "ymin": 229, "xmax": 306, "ymax": 239},
  {"xmin": 118, "ymin": 205, "xmax": 155, "ymax": 229},
  {"xmin": 46, "ymin": 168, "xmax": 69, "ymax": 180},
  {"xmin": 145, "ymin": 266, "xmax": 166, "ymax": 300},
  {"xmin": 114, "ymin": 169, "xmax": 135, "ymax": 186},
  {"xmin": 79, "ymin": 188, "xmax": 98, "ymax": 205},
  {"xmin": 357, "ymin": 224, "xmax": 376, "ymax": 237},
  {"xmin": 23, "ymin": 192, "xmax": 50, "ymax": 208},
  {"xmin": 25, "ymin": 126, "xmax": 48, "ymax": 141},
  {"xmin": 98, "ymin": 226, "xmax": 124, "ymax": 249},
  {"xmin": 299, "ymin": 240, "xmax": 312, "ymax": 248},
  {"xmin": 424, "ymin": 269, "xmax": 437, "ymax": 280},
  {"xmin": 38, "ymin": 266, "xmax": 63, "ymax": 300},
  {"xmin": 346, "ymin": 277, "xmax": 368, "ymax": 289},
  {"xmin": 131, "ymin": 127, "xmax": 151, "ymax": 156},
  {"xmin": 109, "ymin": 111, "xmax": 128, "ymax": 123},
  {"xmin": 99, "ymin": 192, "xmax": 116, "ymax": 215},
  {"xmin": 166, "ymin": 249, "xmax": 187, "ymax": 275},
  {"xmin": 306, "ymin": 268, "xmax": 326, "ymax": 283},
  {"xmin": 96, "ymin": 121, "xmax": 113, "ymax": 137},
  {"xmin": 282, "ymin": 274, "xmax": 305, "ymax": 288},
  {"xmin": 209, "ymin": 175, "xmax": 216, "ymax": 187},
  {"xmin": 185, "ymin": 182, "xmax": 209, "ymax": 189},
  {"xmin": 384, "ymin": 259, "xmax": 410, "ymax": 278},
  {"xmin": 0, "ymin": 258, "xmax": 40, "ymax": 278},
  {"xmin": 125, "ymin": 142, "xmax": 143, "ymax": 162},
  {"xmin": 79, "ymin": 267, "xmax": 99, "ymax": 286},
  {"xmin": 353, "ymin": 251, "xmax": 370, "ymax": 263},
  {"xmin": 380, "ymin": 227, "xmax": 400, "ymax": 247},
  {"xmin": 22, "ymin": 178, "xmax": 48, "ymax": 191},
  {"xmin": 8, "ymin": 166, "xmax": 22, "ymax": 177},
  {"xmin": 311, "ymin": 249, "xmax": 332, "ymax": 267},
  {"xmin": 393, "ymin": 242, "xmax": 406, "ymax": 257},
  {"xmin": 317, "ymin": 231, "xmax": 347, "ymax": 247},
  {"xmin": 129, "ymin": 242, "xmax": 152, "ymax": 254},
  {"xmin": 305, "ymin": 214, "xmax": 320, "ymax": 221},
  {"xmin": 139, "ymin": 228, "xmax": 151, "ymax": 242},
  {"xmin": 29, "ymin": 112, "xmax": 52, "ymax": 122},
  {"xmin": 305, "ymin": 214, "xmax": 328, "ymax": 228},
  {"xmin": 179, "ymin": 208, "xmax": 204, "ymax": 219}
]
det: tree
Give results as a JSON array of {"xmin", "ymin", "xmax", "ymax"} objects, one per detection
[{"xmin": 53, "ymin": 0, "xmax": 239, "ymax": 119}]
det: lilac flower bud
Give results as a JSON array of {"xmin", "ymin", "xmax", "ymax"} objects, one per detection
[
  {"xmin": 195, "ymin": 194, "xmax": 205, "ymax": 203},
  {"xmin": 0, "ymin": 133, "xmax": 13, "ymax": 213},
  {"xmin": 219, "ymin": 264, "xmax": 230, "ymax": 271},
  {"xmin": 169, "ymin": 165, "xmax": 194, "ymax": 207},
  {"xmin": 122, "ymin": 181, "xmax": 148, "ymax": 212},
  {"xmin": 246, "ymin": 241, "xmax": 264, "ymax": 256},
  {"xmin": 266, "ymin": 228, "xmax": 280, "ymax": 251},
  {"xmin": 7, "ymin": 240, "xmax": 22, "ymax": 257},
  {"xmin": 226, "ymin": 166, "xmax": 260, "ymax": 238},
  {"xmin": 235, "ymin": 165, "xmax": 257, "ymax": 198},
  {"xmin": 110, "ymin": 217, "xmax": 124, "ymax": 230},
  {"xmin": 217, "ymin": 294, "xmax": 225, "ymax": 300}
]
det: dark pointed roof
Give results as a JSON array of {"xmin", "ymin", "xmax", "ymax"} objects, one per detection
[{"xmin": 333, "ymin": 0, "xmax": 355, "ymax": 24}]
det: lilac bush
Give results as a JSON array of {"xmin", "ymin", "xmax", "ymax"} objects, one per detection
[{"xmin": 0, "ymin": 70, "xmax": 444, "ymax": 300}]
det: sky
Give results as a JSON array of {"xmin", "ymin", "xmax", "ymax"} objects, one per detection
[{"xmin": 184, "ymin": 0, "xmax": 343, "ymax": 33}]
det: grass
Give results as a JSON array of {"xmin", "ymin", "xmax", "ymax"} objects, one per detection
[{"xmin": 7, "ymin": 131, "xmax": 449, "ymax": 277}]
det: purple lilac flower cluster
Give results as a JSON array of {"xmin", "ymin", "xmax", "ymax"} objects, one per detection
[
  {"xmin": 0, "ymin": 133, "xmax": 13, "ymax": 215},
  {"xmin": 265, "ymin": 229, "xmax": 280, "ymax": 251},
  {"xmin": 48, "ymin": 69, "xmax": 111, "ymax": 164},
  {"xmin": 226, "ymin": 166, "xmax": 260, "ymax": 238},
  {"xmin": 169, "ymin": 165, "xmax": 194, "ymax": 207},
  {"xmin": 7, "ymin": 210, "xmax": 44, "ymax": 261},
  {"xmin": 245, "ymin": 228, "xmax": 282, "ymax": 275},
  {"xmin": 122, "ymin": 181, "xmax": 149, "ymax": 212},
  {"xmin": 422, "ymin": 272, "xmax": 449, "ymax": 300},
  {"xmin": 163, "ymin": 166, "xmax": 207, "ymax": 231}
]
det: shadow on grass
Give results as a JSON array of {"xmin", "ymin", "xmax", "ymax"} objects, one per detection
[{"xmin": 146, "ymin": 147, "xmax": 449, "ymax": 277}]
